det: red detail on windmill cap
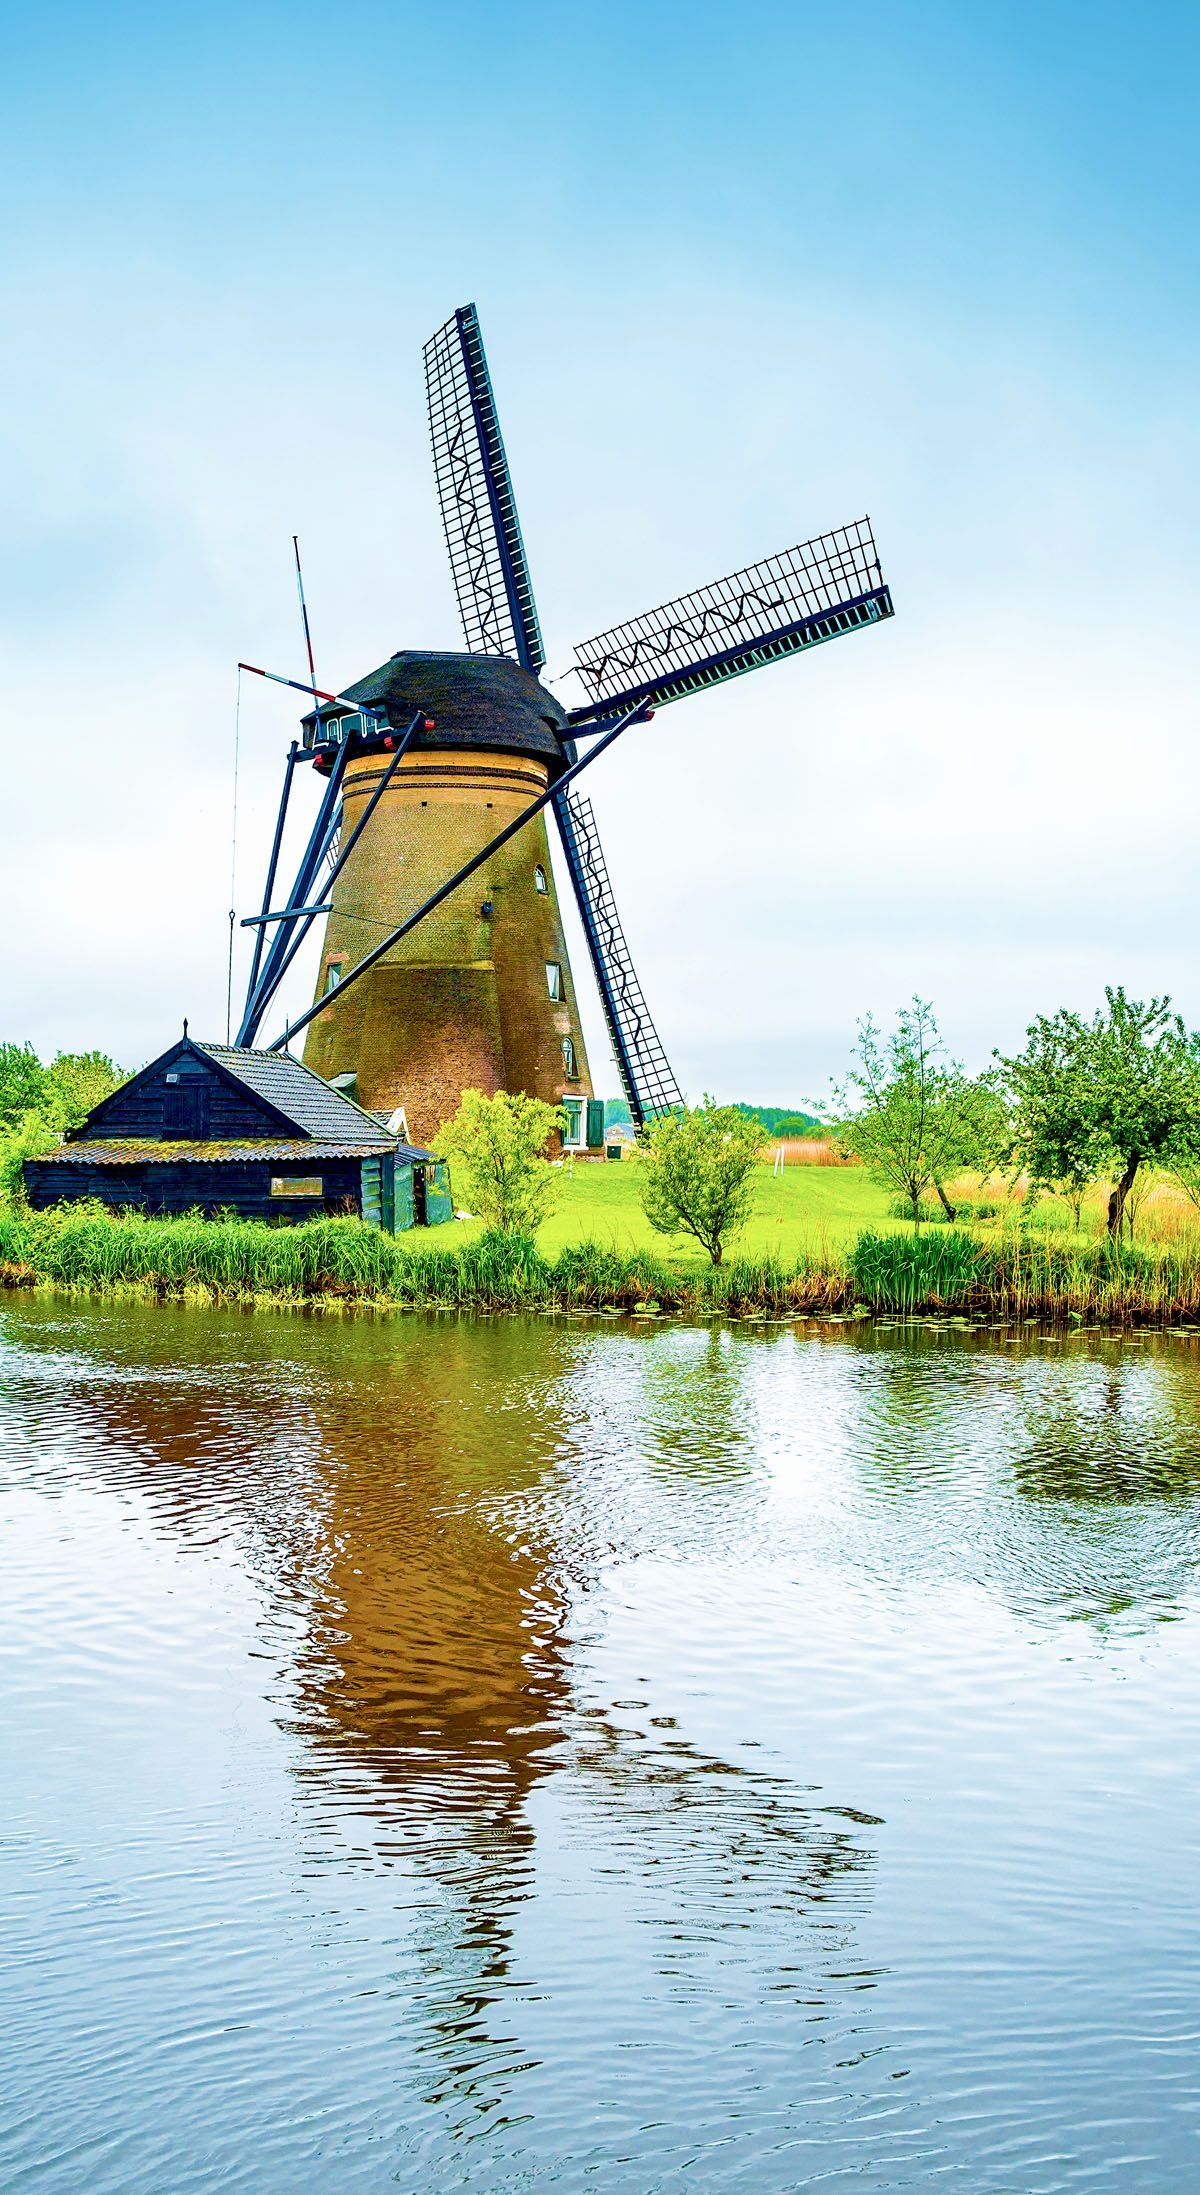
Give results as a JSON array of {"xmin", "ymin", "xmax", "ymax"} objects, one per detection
[
  {"xmin": 423, "ymin": 716, "xmax": 436, "ymax": 731},
  {"xmin": 383, "ymin": 736, "xmax": 395, "ymax": 750}
]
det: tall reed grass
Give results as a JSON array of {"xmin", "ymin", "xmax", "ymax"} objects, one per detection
[
  {"xmin": 0, "ymin": 1204, "xmax": 851, "ymax": 1316},
  {"xmin": 5, "ymin": 1203, "xmax": 1200, "ymax": 1324},
  {"xmin": 850, "ymin": 1228, "xmax": 1200, "ymax": 1322},
  {"xmin": 775, "ymin": 1138, "xmax": 859, "ymax": 1167}
]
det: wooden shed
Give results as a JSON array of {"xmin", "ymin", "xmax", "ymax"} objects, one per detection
[{"xmin": 23, "ymin": 1035, "xmax": 453, "ymax": 1230}]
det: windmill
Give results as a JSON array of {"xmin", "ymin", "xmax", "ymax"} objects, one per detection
[{"xmin": 236, "ymin": 305, "xmax": 894, "ymax": 1148}]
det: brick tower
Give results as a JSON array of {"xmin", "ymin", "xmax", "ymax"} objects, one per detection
[{"xmin": 301, "ymin": 651, "xmax": 592, "ymax": 1148}]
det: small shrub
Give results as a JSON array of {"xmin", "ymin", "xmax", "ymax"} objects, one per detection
[
  {"xmin": 434, "ymin": 1090, "xmax": 562, "ymax": 1236},
  {"xmin": 639, "ymin": 1097, "xmax": 766, "ymax": 1266}
]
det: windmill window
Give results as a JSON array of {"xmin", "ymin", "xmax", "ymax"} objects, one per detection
[
  {"xmin": 561, "ymin": 1035, "xmax": 578, "ymax": 1079},
  {"xmin": 546, "ymin": 961, "xmax": 563, "ymax": 1001},
  {"xmin": 534, "ymin": 865, "xmax": 547, "ymax": 894},
  {"xmin": 324, "ymin": 961, "xmax": 343, "ymax": 994},
  {"xmin": 562, "ymin": 1097, "xmax": 585, "ymax": 1147}
]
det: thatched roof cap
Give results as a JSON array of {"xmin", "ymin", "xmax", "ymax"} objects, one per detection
[{"xmin": 307, "ymin": 651, "xmax": 569, "ymax": 769}]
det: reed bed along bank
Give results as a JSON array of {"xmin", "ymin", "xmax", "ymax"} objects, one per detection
[
  {"xmin": 850, "ymin": 1229, "xmax": 1200, "ymax": 1323},
  {"xmin": 5, "ymin": 1204, "xmax": 1200, "ymax": 1325},
  {"xmin": 0, "ymin": 1205, "xmax": 850, "ymax": 1317}
]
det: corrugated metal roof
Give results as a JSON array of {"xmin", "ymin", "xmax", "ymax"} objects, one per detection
[
  {"xmin": 32, "ymin": 1141, "xmax": 395, "ymax": 1166},
  {"xmin": 194, "ymin": 1042, "xmax": 393, "ymax": 1147}
]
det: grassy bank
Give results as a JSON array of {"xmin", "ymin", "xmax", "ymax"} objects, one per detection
[
  {"xmin": 5, "ymin": 1203, "xmax": 1200, "ymax": 1324},
  {"xmin": 0, "ymin": 1204, "xmax": 851, "ymax": 1316},
  {"xmin": 470, "ymin": 1158, "xmax": 896, "ymax": 1261}
]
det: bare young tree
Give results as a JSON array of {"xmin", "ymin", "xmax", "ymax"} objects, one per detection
[{"xmin": 835, "ymin": 999, "xmax": 985, "ymax": 1225}]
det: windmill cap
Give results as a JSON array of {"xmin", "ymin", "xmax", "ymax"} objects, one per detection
[{"xmin": 329, "ymin": 650, "xmax": 569, "ymax": 769}]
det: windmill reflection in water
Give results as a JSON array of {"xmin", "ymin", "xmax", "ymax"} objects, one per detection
[{"xmin": 39, "ymin": 1305, "xmax": 878, "ymax": 2113}]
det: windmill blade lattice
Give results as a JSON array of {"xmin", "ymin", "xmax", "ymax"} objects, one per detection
[
  {"xmin": 568, "ymin": 518, "xmax": 891, "ymax": 721},
  {"xmin": 424, "ymin": 306, "xmax": 545, "ymax": 671},
  {"xmin": 554, "ymin": 788, "xmax": 682, "ymax": 1130}
]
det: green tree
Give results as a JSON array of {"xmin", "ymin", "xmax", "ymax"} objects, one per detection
[
  {"xmin": 638, "ymin": 1096, "xmax": 765, "ymax": 1265},
  {"xmin": 834, "ymin": 999, "xmax": 979, "ymax": 1223},
  {"xmin": 43, "ymin": 1050, "xmax": 125, "ymax": 1133},
  {"xmin": 0, "ymin": 1042, "xmax": 47, "ymax": 1131},
  {"xmin": 435, "ymin": 1088, "xmax": 563, "ymax": 1235},
  {"xmin": 0, "ymin": 1112, "xmax": 59, "ymax": 1206},
  {"xmin": 998, "ymin": 987, "xmax": 1200, "ymax": 1241},
  {"xmin": 772, "ymin": 1113, "xmax": 825, "ymax": 1140},
  {"xmin": 950, "ymin": 1074, "xmax": 1014, "ymax": 1194}
]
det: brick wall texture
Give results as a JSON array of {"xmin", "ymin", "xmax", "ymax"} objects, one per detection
[{"xmin": 303, "ymin": 747, "xmax": 593, "ymax": 1148}]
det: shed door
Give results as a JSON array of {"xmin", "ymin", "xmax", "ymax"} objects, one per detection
[
  {"xmin": 394, "ymin": 1165, "xmax": 416, "ymax": 1233},
  {"xmin": 360, "ymin": 1158, "xmax": 383, "ymax": 1229},
  {"xmin": 380, "ymin": 1155, "xmax": 396, "ymax": 1235},
  {"xmin": 163, "ymin": 1085, "xmax": 208, "ymax": 1139},
  {"xmin": 423, "ymin": 1162, "xmax": 455, "ymax": 1226}
]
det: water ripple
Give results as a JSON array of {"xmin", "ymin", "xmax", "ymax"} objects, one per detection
[{"xmin": 3, "ymin": 1297, "xmax": 1200, "ymax": 2190}]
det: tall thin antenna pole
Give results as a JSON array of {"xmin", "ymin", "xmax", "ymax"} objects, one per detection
[
  {"xmin": 226, "ymin": 666, "xmax": 243, "ymax": 1043},
  {"xmin": 292, "ymin": 535, "xmax": 322, "ymax": 725}
]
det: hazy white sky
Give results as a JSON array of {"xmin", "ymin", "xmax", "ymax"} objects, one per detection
[{"xmin": 2, "ymin": 1, "xmax": 1197, "ymax": 1104}]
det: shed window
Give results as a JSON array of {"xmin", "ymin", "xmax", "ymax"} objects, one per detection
[
  {"xmin": 561, "ymin": 1035, "xmax": 578, "ymax": 1079},
  {"xmin": 546, "ymin": 961, "xmax": 563, "ymax": 1001},
  {"xmin": 271, "ymin": 1176, "xmax": 324, "ymax": 1197},
  {"xmin": 534, "ymin": 865, "xmax": 548, "ymax": 893}
]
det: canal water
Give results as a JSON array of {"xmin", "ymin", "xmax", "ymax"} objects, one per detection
[{"xmin": 3, "ymin": 1299, "xmax": 1199, "ymax": 2192}]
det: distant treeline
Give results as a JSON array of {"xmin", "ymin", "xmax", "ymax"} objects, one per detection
[
  {"xmin": 731, "ymin": 1104, "xmax": 823, "ymax": 1138},
  {"xmin": 606, "ymin": 1100, "xmax": 822, "ymax": 1138}
]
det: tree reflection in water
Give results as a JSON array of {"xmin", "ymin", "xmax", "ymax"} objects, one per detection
[{"xmin": 834, "ymin": 1324, "xmax": 1200, "ymax": 1631}]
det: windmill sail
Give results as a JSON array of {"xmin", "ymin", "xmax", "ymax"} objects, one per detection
[
  {"xmin": 568, "ymin": 518, "xmax": 891, "ymax": 721},
  {"xmin": 424, "ymin": 306, "xmax": 545, "ymax": 672},
  {"xmin": 554, "ymin": 788, "xmax": 682, "ymax": 1130}
]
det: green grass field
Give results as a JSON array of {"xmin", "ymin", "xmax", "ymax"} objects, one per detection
[{"xmin": 457, "ymin": 1158, "xmax": 897, "ymax": 1264}]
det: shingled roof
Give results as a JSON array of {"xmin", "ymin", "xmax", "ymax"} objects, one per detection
[{"xmin": 194, "ymin": 1043, "xmax": 397, "ymax": 1148}]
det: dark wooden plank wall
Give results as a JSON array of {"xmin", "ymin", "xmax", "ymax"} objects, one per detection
[
  {"xmin": 24, "ymin": 1158, "xmax": 365, "ymax": 1224},
  {"xmin": 79, "ymin": 1057, "xmax": 283, "ymax": 1143}
]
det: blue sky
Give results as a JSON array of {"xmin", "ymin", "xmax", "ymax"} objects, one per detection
[{"xmin": 2, "ymin": 0, "xmax": 1197, "ymax": 1101}]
